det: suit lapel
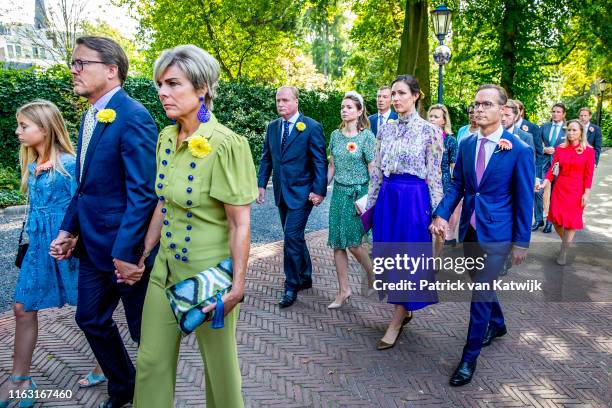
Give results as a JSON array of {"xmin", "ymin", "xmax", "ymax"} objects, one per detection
[
  {"xmin": 271, "ymin": 119, "xmax": 282, "ymax": 158},
  {"xmin": 465, "ymin": 135, "xmax": 478, "ymax": 189},
  {"xmin": 282, "ymin": 114, "xmax": 303, "ymax": 154},
  {"xmin": 80, "ymin": 89, "xmax": 125, "ymax": 182},
  {"xmin": 479, "ymin": 133, "xmax": 508, "ymax": 187},
  {"xmin": 75, "ymin": 113, "xmax": 86, "ymax": 182},
  {"xmin": 554, "ymin": 126, "xmax": 565, "ymax": 146}
]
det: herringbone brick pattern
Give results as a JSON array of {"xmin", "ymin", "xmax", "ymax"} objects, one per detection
[{"xmin": 1, "ymin": 230, "xmax": 610, "ymax": 407}]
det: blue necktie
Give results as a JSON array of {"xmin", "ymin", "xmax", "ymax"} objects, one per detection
[
  {"xmin": 551, "ymin": 124, "xmax": 559, "ymax": 144},
  {"xmin": 281, "ymin": 120, "xmax": 290, "ymax": 151}
]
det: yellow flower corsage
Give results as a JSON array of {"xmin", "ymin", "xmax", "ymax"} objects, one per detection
[
  {"xmin": 296, "ymin": 121, "xmax": 306, "ymax": 131},
  {"xmin": 96, "ymin": 109, "xmax": 116, "ymax": 123},
  {"xmin": 188, "ymin": 135, "xmax": 212, "ymax": 158},
  {"xmin": 387, "ymin": 119, "xmax": 396, "ymax": 124}
]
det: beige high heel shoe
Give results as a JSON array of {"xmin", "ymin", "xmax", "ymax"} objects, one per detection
[{"xmin": 328, "ymin": 293, "xmax": 352, "ymax": 309}]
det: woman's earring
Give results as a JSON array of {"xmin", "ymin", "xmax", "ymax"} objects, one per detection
[{"xmin": 197, "ymin": 96, "xmax": 210, "ymax": 123}]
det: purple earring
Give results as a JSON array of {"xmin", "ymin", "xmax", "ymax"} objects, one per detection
[{"xmin": 197, "ymin": 96, "xmax": 210, "ymax": 123}]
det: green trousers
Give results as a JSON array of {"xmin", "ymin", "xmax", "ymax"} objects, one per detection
[{"xmin": 133, "ymin": 282, "xmax": 244, "ymax": 407}]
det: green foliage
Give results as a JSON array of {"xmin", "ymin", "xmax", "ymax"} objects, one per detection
[
  {"xmin": 348, "ymin": 0, "xmax": 403, "ymax": 96},
  {"xmin": 0, "ymin": 66, "xmax": 82, "ymax": 169},
  {"xmin": 120, "ymin": 0, "xmax": 303, "ymax": 82},
  {"xmin": 0, "ymin": 166, "xmax": 24, "ymax": 208},
  {"xmin": 0, "ymin": 68, "xmax": 346, "ymax": 174}
]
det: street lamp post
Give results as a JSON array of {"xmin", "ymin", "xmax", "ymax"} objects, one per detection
[
  {"xmin": 431, "ymin": 4, "xmax": 452, "ymax": 104},
  {"xmin": 596, "ymin": 79, "xmax": 607, "ymax": 127}
]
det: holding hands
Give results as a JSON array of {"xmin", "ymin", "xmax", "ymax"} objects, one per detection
[
  {"xmin": 49, "ymin": 230, "xmax": 78, "ymax": 260},
  {"xmin": 309, "ymin": 192, "xmax": 325, "ymax": 206},
  {"xmin": 114, "ymin": 258, "xmax": 146, "ymax": 285},
  {"xmin": 429, "ymin": 216, "xmax": 448, "ymax": 239}
]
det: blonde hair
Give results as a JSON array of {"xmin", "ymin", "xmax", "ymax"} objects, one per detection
[
  {"xmin": 561, "ymin": 119, "xmax": 588, "ymax": 150},
  {"xmin": 340, "ymin": 91, "xmax": 370, "ymax": 131},
  {"xmin": 17, "ymin": 100, "xmax": 75, "ymax": 192},
  {"xmin": 427, "ymin": 104, "xmax": 453, "ymax": 135}
]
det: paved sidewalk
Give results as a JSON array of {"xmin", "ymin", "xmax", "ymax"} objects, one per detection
[{"xmin": 0, "ymin": 150, "xmax": 610, "ymax": 407}]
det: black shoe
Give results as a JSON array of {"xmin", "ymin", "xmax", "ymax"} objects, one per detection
[
  {"xmin": 542, "ymin": 221, "xmax": 552, "ymax": 233},
  {"xmin": 483, "ymin": 325, "xmax": 507, "ymax": 347},
  {"xmin": 98, "ymin": 396, "xmax": 132, "ymax": 408},
  {"xmin": 449, "ymin": 360, "xmax": 476, "ymax": 386},
  {"xmin": 444, "ymin": 239, "xmax": 457, "ymax": 247},
  {"xmin": 299, "ymin": 279, "xmax": 312, "ymax": 291},
  {"xmin": 279, "ymin": 291, "xmax": 297, "ymax": 308},
  {"xmin": 531, "ymin": 221, "xmax": 544, "ymax": 231}
]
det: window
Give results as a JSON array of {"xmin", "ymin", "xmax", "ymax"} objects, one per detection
[
  {"xmin": 15, "ymin": 45, "xmax": 22, "ymax": 58},
  {"xmin": 7, "ymin": 44, "xmax": 15, "ymax": 58},
  {"xmin": 33, "ymin": 47, "xmax": 39, "ymax": 58},
  {"xmin": 39, "ymin": 48, "xmax": 46, "ymax": 59}
]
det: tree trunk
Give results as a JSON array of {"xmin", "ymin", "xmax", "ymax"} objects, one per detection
[
  {"xmin": 499, "ymin": 0, "xmax": 518, "ymax": 97},
  {"xmin": 397, "ymin": 0, "xmax": 431, "ymax": 110}
]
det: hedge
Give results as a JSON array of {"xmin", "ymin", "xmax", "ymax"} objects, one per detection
[{"xmin": 0, "ymin": 67, "xmax": 354, "ymax": 171}]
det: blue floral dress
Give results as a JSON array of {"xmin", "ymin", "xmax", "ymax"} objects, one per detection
[
  {"xmin": 441, "ymin": 134, "xmax": 458, "ymax": 194},
  {"xmin": 14, "ymin": 153, "xmax": 79, "ymax": 311}
]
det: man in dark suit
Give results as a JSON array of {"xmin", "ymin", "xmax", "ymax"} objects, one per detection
[
  {"xmin": 579, "ymin": 107, "xmax": 603, "ymax": 166},
  {"xmin": 431, "ymin": 84, "xmax": 534, "ymax": 386},
  {"xmin": 515, "ymin": 99, "xmax": 543, "ymax": 170},
  {"xmin": 535, "ymin": 103, "xmax": 566, "ymax": 233},
  {"xmin": 502, "ymin": 100, "xmax": 535, "ymax": 153},
  {"xmin": 368, "ymin": 86, "xmax": 398, "ymax": 136},
  {"xmin": 257, "ymin": 86, "xmax": 328, "ymax": 308},
  {"xmin": 51, "ymin": 36, "xmax": 158, "ymax": 408}
]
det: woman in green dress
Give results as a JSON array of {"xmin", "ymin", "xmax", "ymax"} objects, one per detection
[
  {"xmin": 132, "ymin": 45, "xmax": 257, "ymax": 408},
  {"xmin": 326, "ymin": 91, "xmax": 376, "ymax": 309}
]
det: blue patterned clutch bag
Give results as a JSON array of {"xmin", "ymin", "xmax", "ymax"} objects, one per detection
[{"xmin": 165, "ymin": 257, "xmax": 233, "ymax": 335}]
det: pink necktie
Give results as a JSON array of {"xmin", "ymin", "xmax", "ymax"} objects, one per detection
[{"xmin": 470, "ymin": 138, "xmax": 489, "ymax": 229}]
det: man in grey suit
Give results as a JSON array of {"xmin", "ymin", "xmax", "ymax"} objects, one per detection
[
  {"xmin": 535, "ymin": 103, "xmax": 567, "ymax": 233},
  {"xmin": 578, "ymin": 107, "xmax": 603, "ymax": 167}
]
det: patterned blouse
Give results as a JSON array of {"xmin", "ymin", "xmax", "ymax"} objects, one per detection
[{"xmin": 367, "ymin": 111, "xmax": 444, "ymax": 211}]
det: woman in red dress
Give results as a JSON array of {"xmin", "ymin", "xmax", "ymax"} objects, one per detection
[{"xmin": 539, "ymin": 119, "xmax": 595, "ymax": 265}]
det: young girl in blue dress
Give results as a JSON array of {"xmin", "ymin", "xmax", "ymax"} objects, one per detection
[{"xmin": 0, "ymin": 100, "xmax": 80, "ymax": 407}]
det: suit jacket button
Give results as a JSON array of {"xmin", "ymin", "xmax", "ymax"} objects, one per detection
[{"xmin": 476, "ymin": 192, "xmax": 480, "ymax": 196}]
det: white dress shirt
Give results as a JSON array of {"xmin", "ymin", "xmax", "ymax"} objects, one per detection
[
  {"xmin": 475, "ymin": 125, "xmax": 504, "ymax": 172},
  {"xmin": 281, "ymin": 111, "xmax": 301, "ymax": 139}
]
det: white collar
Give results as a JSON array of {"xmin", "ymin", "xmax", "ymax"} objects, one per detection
[
  {"xmin": 552, "ymin": 121, "xmax": 564, "ymax": 126},
  {"xmin": 477, "ymin": 125, "xmax": 504, "ymax": 143},
  {"xmin": 379, "ymin": 110, "xmax": 391, "ymax": 120},
  {"xmin": 515, "ymin": 118, "xmax": 523, "ymax": 128},
  {"xmin": 283, "ymin": 111, "xmax": 301, "ymax": 124},
  {"xmin": 507, "ymin": 125, "xmax": 515, "ymax": 134}
]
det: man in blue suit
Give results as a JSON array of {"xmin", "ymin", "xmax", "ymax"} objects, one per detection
[
  {"xmin": 51, "ymin": 37, "xmax": 158, "ymax": 408},
  {"xmin": 257, "ymin": 86, "xmax": 328, "ymax": 308},
  {"xmin": 579, "ymin": 107, "xmax": 603, "ymax": 166},
  {"xmin": 368, "ymin": 86, "xmax": 398, "ymax": 136},
  {"xmin": 534, "ymin": 103, "xmax": 566, "ymax": 233},
  {"xmin": 431, "ymin": 85, "xmax": 534, "ymax": 386}
]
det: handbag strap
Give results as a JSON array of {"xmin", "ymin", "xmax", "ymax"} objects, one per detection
[{"xmin": 18, "ymin": 196, "xmax": 30, "ymax": 245}]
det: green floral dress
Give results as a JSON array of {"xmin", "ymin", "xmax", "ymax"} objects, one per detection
[{"xmin": 327, "ymin": 128, "xmax": 376, "ymax": 249}]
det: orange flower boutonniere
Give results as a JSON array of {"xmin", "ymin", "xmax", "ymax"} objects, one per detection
[{"xmin": 494, "ymin": 139, "xmax": 513, "ymax": 154}]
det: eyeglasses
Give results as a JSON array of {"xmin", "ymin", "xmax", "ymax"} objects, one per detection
[
  {"xmin": 70, "ymin": 59, "xmax": 106, "ymax": 72},
  {"xmin": 474, "ymin": 101, "xmax": 498, "ymax": 110}
]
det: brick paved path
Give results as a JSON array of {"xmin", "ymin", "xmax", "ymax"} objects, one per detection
[
  {"xmin": 1, "ymin": 229, "xmax": 610, "ymax": 407},
  {"xmin": 1, "ymin": 151, "xmax": 611, "ymax": 407}
]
